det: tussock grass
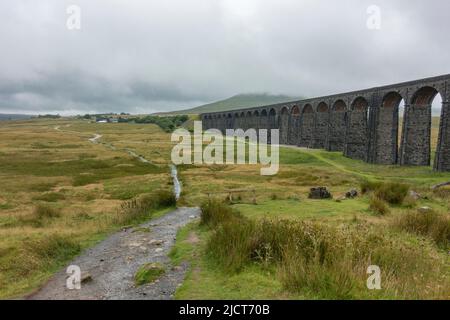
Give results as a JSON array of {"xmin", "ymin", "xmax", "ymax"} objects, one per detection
[
  {"xmin": 33, "ymin": 204, "xmax": 60, "ymax": 219},
  {"xmin": 116, "ymin": 189, "xmax": 176, "ymax": 224},
  {"xmin": 432, "ymin": 187, "xmax": 450, "ymax": 199},
  {"xmin": 361, "ymin": 180, "xmax": 409, "ymax": 205},
  {"xmin": 200, "ymin": 199, "xmax": 243, "ymax": 228},
  {"xmin": 134, "ymin": 263, "xmax": 165, "ymax": 286},
  {"xmin": 1, "ymin": 234, "xmax": 81, "ymax": 279},
  {"xmin": 15, "ymin": 204, "xmax": 61, "ymax": 228},
  {"xmin": 394, "ymin": 210, "xmax": 450, "ymax": 249},
  {"xmin": 204, "ymin": 201, "xmax": 448, "ymax": 299},
  {"xmin": 369, "ymin": 196, "xmax": 390, "ymax": 216}
]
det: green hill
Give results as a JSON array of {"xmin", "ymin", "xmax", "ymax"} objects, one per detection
[{"xmin": 165, "ymin": 93, "xmax": 303, "ymax": 115}]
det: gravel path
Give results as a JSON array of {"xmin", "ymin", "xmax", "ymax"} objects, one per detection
[{"xmin": 29, "ymin": 207, "xmax": 200, "ymax": 300}]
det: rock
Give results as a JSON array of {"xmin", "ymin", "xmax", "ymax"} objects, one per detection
[
  {"xmin": 149, "ymin": 239, "xmax": 164, "ymax": 246},
  {"xmin": 122, "ymin": 225, "xmax": 133, "ymax": 232},
  {"xmin": 155, "ymin": 248, "xmax": 163, "ymax": 253},
  {"xmin": 189, "ymin": 215, "xmax": 196, "ymax": 219},
  {"xmin": 308, "ymin": 187, "xmax": 332, "ymax": 199},
  {"xmin": 409, "ymin": 190, "xmax": 421, "ymax": 200},
  {"xmin": 345, "ymin": 189, "xmax": 358, "ymax": 199},
  {"xmin": 418, "ymin": 206, "xmax": 433, "ymax": 214},
  {"xmin": 171, "ymin": 266, "xmax": 183, "ymax": 272},
  {"xmin": 128, "ymin": 242, "xmax": 142, "ymax": 247},
  {"xmin": 81, "ymin": 272, "xmax": 93, "ymax": 284}
]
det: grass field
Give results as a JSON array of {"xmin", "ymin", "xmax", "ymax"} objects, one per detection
[
  {"xmin": 0, "ymin": 117, "xmax": 449, "ymax": 299},
  {"xmin": 0, "ymin": 119, "xmax": 174, "ymax": 298}
]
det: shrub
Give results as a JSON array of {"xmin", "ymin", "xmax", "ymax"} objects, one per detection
[
  {"xmin": 200, "ymin": 199, "xmax": 243, "ymax": 228},
  {"xmin": 369, "ymin": 196, "xmax": 390, "ymax": 216},
  {"xmin": 375, "ymin": 183, "xmax": 409, "ymax": 205},
  {"xmin": 394, "ymin": 210, "xmax": 450, "ymax": 249}
]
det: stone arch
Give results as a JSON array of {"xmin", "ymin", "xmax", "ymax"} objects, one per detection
[
  {"xmin": 411, "ymin": 86, "xmax": 439, "ymax": 106},
  {"xmin": 236, "ymin": 112, "xmax": 243, "ymax": 130},
  {"xmin": 260, "ymin": 109, "xmax": 269, "ymax": 133},
  {"xmin": 345, "ymin": 97, "xmax": 369, "ymax": 160},
  {"xmin": 289, "ymin": 106, "xmax": 301, "ymax": 145},
  {"xmin": 226, "ymin": 113, "xmax": 233, "ymax": 129},
  {"xmin": 245, "ymin": 111, "xmax": 253, "ymax": 131},
  {"xmin": 253, "ymin": 110, "xmax": 260, "ymax": 131},
  {"xmin": 268, "ymin": 108, "xmax": 278, "ymax": 143},
  {"xmin": 328, "ymin": 100, "xmax": 347, "ymax": 151},
  {"xmin": 401, "ymin": 86, "xmax": 441, "ymax": 166},
  {"xmin": 375, "ymin": 92, "xmax": 404, "ymax": 164},
  {"xmin": 313, "ymin": 102, "xmax": 329, "ymax": 149},
  {"xmin": 299, "ymin": 104, "xmax": 314, "ymax": 147},
  {"xmin": 268, "ymin": 108, "xmax": 277, "ymax": 127},
  {"xmin": 233, "ymin": 112, "xmax": 240, "ymax": 129},
  {"xmin": 279, "ymin": 107, "xmax": 290, "ymax": 145},
  {"xmin": 216, "ymin": 114, "xmax": 221, "ymax": 130}
]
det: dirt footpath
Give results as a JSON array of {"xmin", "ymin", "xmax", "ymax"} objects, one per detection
[{"xmin": 29, "ymin": 207, "xmax": 200, "ymax": 300}]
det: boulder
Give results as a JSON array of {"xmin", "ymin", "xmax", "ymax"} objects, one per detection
[
  {"xmin": 308, "ymin": 187, "xmax": 332, "ymax": 199},
  {"xmin": 81, "ymin": 272, "xmax": 93, "ymax": 284},
  {"xmin": 409, "ymin": 190, "xmax": 421, "ymax": 200},
  {"xmin": 345, "ymin": 189, "xmax": 358, "ymax": 199}
]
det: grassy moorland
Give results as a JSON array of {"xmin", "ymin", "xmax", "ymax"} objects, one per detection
[
  {"xmin": 0, "ymin": 119, "xmax": 176, "ymax": 298},
  {"xmin": 170, "ymin": 118, "xmax": 449, "ymax": 300},
  {"xmin": 0, "ymin": 117, "xmax": 448, "ymax": 299}
]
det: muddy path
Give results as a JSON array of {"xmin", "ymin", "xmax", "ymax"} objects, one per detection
[{"xmin": 29, "ymin": 207, "xmax": 200, "ymax": 300}]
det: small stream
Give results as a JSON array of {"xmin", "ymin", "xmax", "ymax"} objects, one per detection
[{"xmin": 170, "ymin": 164, "xmax": 181, "ymax": 200}]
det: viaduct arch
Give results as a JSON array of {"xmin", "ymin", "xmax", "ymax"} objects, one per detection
[{"xmin": 201, "ymin": 74, "xmax": 450, "ymax": 172}]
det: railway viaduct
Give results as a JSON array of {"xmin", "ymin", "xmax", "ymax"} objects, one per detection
[{"xmin": 200, "ymin": 74, "xmax": 450, "ymax": 172}]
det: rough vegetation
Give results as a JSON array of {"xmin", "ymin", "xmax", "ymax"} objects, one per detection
[
  {"xmin": 134, "ymin": 263, "xmax": 166, "ymax": 286},
  {"xmin": 0, "ymin": 118, "xmax": 449, "ymax": 300},
  {"xmin": 200, "ymin": 200, "xmax": 448, "ymax": 299}
]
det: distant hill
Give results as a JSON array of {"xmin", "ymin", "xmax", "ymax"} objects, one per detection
[
  {"xmin": 164, "ymin": 93, "xmax": 303, "ymax": 115},
  {"xmin": 0, "ymin": 114, "xmax": 34, "ymax": 121}
]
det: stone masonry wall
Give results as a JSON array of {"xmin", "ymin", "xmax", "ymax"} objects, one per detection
[{"xmin": 201, "ymin": 75, "xmax": 450, "ymax": 172}]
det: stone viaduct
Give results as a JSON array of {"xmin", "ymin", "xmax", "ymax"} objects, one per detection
[{"xmin": 200, "ymin": 74, "xmax": 450, "ymax": 172}]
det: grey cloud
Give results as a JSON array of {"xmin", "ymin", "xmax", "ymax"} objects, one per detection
[{"xmin": 0, "ymin": 0, "xmax": 449, "ymax": 115}]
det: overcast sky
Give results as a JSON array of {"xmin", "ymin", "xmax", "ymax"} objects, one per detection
[{"xmin": 0, "ymin": 0, "xmax": 448, "ymax": 115}]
